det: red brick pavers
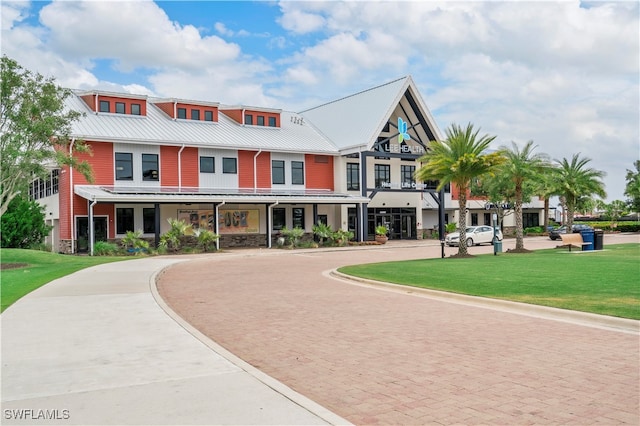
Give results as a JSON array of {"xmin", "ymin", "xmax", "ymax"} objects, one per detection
[{"xmin": 157, "ymin": 237, "xmax": 639, "ymax": 425}]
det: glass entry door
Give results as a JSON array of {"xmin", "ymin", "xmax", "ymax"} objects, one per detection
[{"xmin": 76, "ymin": 217, "xmax": 108, "ymax": 253}]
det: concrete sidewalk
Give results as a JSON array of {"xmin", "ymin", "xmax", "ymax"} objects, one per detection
[{"xmin": 1, "ymin": 257, "xmax": 350, "ymax": 425}]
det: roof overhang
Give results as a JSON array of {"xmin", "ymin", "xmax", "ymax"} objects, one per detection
[{"xmin": 75, "ymin": 185, "xmax": 369, "ymax": 205}]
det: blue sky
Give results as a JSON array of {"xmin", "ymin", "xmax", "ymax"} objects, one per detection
[{"xmin": 2, "ymin": 1, "xmax": 638, "ymax": 202}]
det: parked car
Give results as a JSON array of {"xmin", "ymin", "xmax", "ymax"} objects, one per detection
[
  {"xmin": 445, "ymin": 226, "xmax": 503, "ymax": 247},
  {"xmin": 548, "ymin": 224, "xmax": 593, "ymax": 240}
]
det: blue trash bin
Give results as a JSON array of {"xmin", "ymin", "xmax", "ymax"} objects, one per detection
[{"xmin": 580, "ymin": 229, "xmax": 595, "ymax": 251}]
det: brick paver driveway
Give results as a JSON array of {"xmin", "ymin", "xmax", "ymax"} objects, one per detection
[{"xmin": 157, "ymin": 236, "xmax": 639, "ymax": 425}]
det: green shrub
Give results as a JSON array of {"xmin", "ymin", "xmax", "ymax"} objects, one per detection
[
  {"xmin": 193, "ymin": 228, "xmax": 219, "ymax": 252},
  {"xmin": 280, "ymin": 227, "xmax": 304, "ymax": 248},
  {"xmin": 120, "ymin": 230, "xmax": 149, "ymax": 254},
  {"xmin": 159, "ymin": 218, "xmax": 190, "ymax": 252},
  {"xmin": 94, "ymin": 241, "xmax": 120, "ymax": 256},
  {"xmin": 312, "ymin": 222, "xmax": 333, "ymax": 245},
  {"xmin": 1, "ymin": 197, "xmax": 52, "ymax": 248},
  {"xmin": 524, "ymin": 226, "xmax": 544, "ymax": 235},
  {"xmin": 333, "ymin": 229, "xmax": 354, "ymax": 246}
]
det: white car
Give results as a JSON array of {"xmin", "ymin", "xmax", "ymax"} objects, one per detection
[{"xmin": 445, "ymin": 225, "xmax": 503, "ymax": 247}]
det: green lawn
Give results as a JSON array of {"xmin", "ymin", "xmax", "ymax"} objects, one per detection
[
  {"xmin": 1, "ymin": 249, "xmax": 131, "ymax": 312},
  {"xmin": 338, "ymin": 244, "xmax": 640, "ymax": 319}
]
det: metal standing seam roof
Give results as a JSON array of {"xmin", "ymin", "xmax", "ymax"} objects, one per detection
[
  {"xmin": 74, "ymin": 185, "xmax": 370, "ymax": 205},
  {"xmin": 66, "ymin": 93, "xmax": 340, "ymax": 155},
  {"xmin": 299, "ymin": 76, "xmax": 410, "ymax": 152}
]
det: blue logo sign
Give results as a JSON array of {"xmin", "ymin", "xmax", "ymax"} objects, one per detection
[{"xmin": 398, "ymin": 117, "xmax": 410, "ymax": 143}]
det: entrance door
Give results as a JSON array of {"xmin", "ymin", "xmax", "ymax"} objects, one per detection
[
  {"xmin": 402, "ymin": 215, "xmax": 413, "ymax": 239},
  {"xmin": 76, "ymin": 217, "xmax": 108, "ymax": 253}
]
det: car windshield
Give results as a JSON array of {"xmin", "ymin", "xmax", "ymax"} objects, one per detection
[{"xmin": 465, "ymin": 227, "xmax": 476, "ymax": 232}]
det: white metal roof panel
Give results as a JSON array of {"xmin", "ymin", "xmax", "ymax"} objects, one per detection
[
  {"xmin": 299, "ymin": 76, "xmax": 409, "ymax": 151},
  {"xmin": 66, "ymin": 93, "xmax": 339, "ymax": 155}
]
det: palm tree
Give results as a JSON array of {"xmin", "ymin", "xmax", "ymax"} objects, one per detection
[
  {"xmin": 499, "ymin": 141, "xmax": 551, "ymax": 251},
  {"xmin": 554, "ymin": 154, "xmax": 606, "ymax": 229},
  {"xmin": 416, "ymin": 123, "xmax": 504, "ymax": 256}
]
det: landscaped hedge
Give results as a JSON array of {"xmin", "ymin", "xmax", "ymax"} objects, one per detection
[{"xmin": 575, "ymin": 221, "xmax": 640, "ymax": 232}]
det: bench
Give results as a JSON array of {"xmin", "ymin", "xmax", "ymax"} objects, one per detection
[{"xmin": 556, "ymin": 233, "xmax": 592, "ymax": 251}]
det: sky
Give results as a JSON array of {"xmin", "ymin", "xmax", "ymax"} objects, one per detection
[{"xmin": 1, "ymin": 0, "xmax": 638, "ymax": 202}]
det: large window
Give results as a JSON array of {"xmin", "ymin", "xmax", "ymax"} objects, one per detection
[
  {"xmin": 222, "ymin": 157, "xmax": 237, "ymax": 174},
  {"xmin": 374, "ymin": 164, "xmax": 390, "ymax": 188},
  {"xmin": 293, "ymin": 208, "xmax": 305, "ymax": 229},
  {"xmin": 401, "ymin": 165, "xmax": 415, "ymax": 188},
  {"xmin": 291, "ymin": 161, "xmax": 304, "ymax": 185},
  {"xmin": 115, "ymin": 152, "xmax": 133, "ymax": 180},
  {"xmin": 99, "ymin": 100, "xmax": 110, "ymax": 113},
  {"xmin": 347, "ymin": 163, "xmax": 360, "ymax": 190},
  {"xmin": 116, "ymin": 208, "xmax": 134, "ymax": 234},
  {"xmin": 272, "ymin": 160, "xmax": 285, "ymax": 184},
  {"xmin": 142, "ymin": 154, "xmax": 159, "ymax": 181},
  {"xmin": 143, "ymin": 208, "xmax": 156, "ymax": 233},
  {"xmin": 200, "ymin": 156, "xmax": 215, "ymax": 173},
  {"xmin": 273, "ymin": 208, "xmax": 286, "ymax": 230}
]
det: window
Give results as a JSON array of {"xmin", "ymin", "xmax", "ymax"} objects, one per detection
[
  {"xmin": 293, "ymin": 208, "xmax": 305, "ymax": 229},
  {"xmin": 375, "ymin": 137, "xmax": 389, "ymax": 159},
  {"xmin": 116, "ymin": 208, "xmax": 134, "ymax": 234},
  {"xmin": 52, "ymin": 169, "xmax": 59, "ymax": 194},
  {"xmin": 245, "ymin": 114, "xmax": 253, "ymax": 125},
  {"xmin": 142, "ymin": 154, "xmax": 159, "ymax": 181},
  {"xmin": 471, "ymin": 213, "xmax": 478, "ymax": 226},
  {"xmin": 257, "ymin": 116, "xmax": 265, "ymax": 126},
  {"xmin": 347, "ymin": 163, "xmax": 360, "ymax": 191},
  {"xmin": 374, "ymin": 164, "xmax": 390, "ymax": 188},
  {"xmin": 115, "ymin": 152, "xmax": 133, "ymax": 180},
  {"xmin": 424, "ymin": 180, "xmax": 439, "ymax": 190},
  {"xmin": 191, "ymin": 109, "xmax": 200, "ymax": 120},
  {"xmin": 200, "ymin": 156, "xmax": 215, "ymax": 173},
  {"xmin": 383, "ymin": 121, "xmax": 390, "ymax": 133},
  {"xmin": 484, "ymin": 213, "xmax": 491, "ymax": 226},
  {"xmin": 401, "ymin": 165, "xmax": 415, "ymax": 188},
  {"xmin": 131, "ymin": 103, "xmax": 141, "ymax": 115},
  {"xmin": 272, "ymin": 160, "xmax": 285, "ymax": 184},
  {"xmin": 204, "ymin": 110, "xmax": 213, "ymax": 121},
  {"xmin": 222, "ymin": 157, "xmax": 237, "ymax": 174},
  {"xmin": 291, "ymin": 161, "xmax": 304, "ymax": 185},
  {"xmin": 268, "ymin": 116, "xmax": 277, "ymax": 127},
  {"xmin": 273, "ymin": 208, "xmax": 286, "ymax": 230},
  {"xmin": 143, "ymin": 208, "xmax": 156, "ymax": 233},
  {"xmin": 177, "ymin": 108, "xmax": 187, "ymax": 119},
  {"xmin": 99, "ymin": 100, "xmax": 110, "ymax": 113},
  {"xmin": 115, "ymin": 102, "xmax": 125, "ymax": 114}
]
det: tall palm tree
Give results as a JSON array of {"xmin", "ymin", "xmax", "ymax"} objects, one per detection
[
  {"xmin": 499, "ymin": 141, "xmax": 551, "ymax": 251},
  {"xmin": 416, "ymin": 123, "xmax": 504, "ymax": 256},
  {"xmin": 554, "ymin": 154, "xmax": 606, "ymax": 229}
]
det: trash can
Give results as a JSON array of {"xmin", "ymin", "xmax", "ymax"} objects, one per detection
[
  {"xmin": 580, "ymin": 229, "xmax": 595, "ymax": 251},
  {"xmin": 593, "ymin": 229, "xmax": 604, "ymax": 250},
  {"xmin": 493, "ymin": 239, "xmax": 502, "ymax": 255}
]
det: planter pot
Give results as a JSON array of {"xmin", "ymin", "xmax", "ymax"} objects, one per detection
[{"xmin": 375, "ymin": 235, "xmax": 388, "ymax": 244}]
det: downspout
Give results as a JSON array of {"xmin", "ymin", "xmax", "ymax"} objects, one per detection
[
  {"xmin": 94, "ymin": 94, "xmax": 98, "ymax": 113},
  {"xmin": 173, "ymin": 100, "xmax": 177, "ymax": 120},
  {"xmin": 69, "ymin": 138, "xmax": 76, "ymax": 254},
  {"xmin": 253, "ymin": 149, "xmax": 262, "ymax": 193},
  {"xmin": 268, "ymin": 201, "xmax": 279, "ymax": 248},
  {"xmin": 178, "ymin": 144, "xmax": 185, "ymax": 190},
  {"xmin": 89, "ymin": 199, "xmax": 97, "ymax": 256},
  {"xmin": 241, "ymin": 108, "xmax": 246, "ymax": 125},
  {"xmin": 215, "ymin": 200, "xmax": 225, "ymax": 251}
]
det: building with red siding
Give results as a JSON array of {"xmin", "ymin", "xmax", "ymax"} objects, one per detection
[{"xmin": 31, "ymin": 76, "xmax": 543, "ymax": 254}]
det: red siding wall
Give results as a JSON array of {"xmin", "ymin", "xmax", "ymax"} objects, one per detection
[
  {"xmin": 180, "ymin": 147, "xmax": 199, "ymax": 187},
  {"xmin": 160, "ymin": 145, "xmax": 179, "ymax": 186},
  {"xmin": 221, "ymin": 109, "xmax": 243, "ymax": 124},
  {"xmin": 238, "ymin": 150, "xmax": 272, "ymax": 189},
  {"xmin": 305, "ymin": 154, "xmax": 334, "ymax": 190}
]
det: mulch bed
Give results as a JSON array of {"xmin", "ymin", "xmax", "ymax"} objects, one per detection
[{"xmin": 1, "ymin": 263, "xmax": 29, "ymax": 270}]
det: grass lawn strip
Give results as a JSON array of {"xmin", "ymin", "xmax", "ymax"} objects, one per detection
[
  {"xmin": 338, "ymin": 244, "xmax": 640, "ymax": 320},
  {"xmin": 0, "ymin": 249, "xmax": 130, "ymax": 312}
]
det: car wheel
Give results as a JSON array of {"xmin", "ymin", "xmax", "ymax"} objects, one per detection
[
  {"xmin": 466, "ymin": 238, "xmax": 473, "ymax": 247},
  {"xmin": 550, "ymin": 236, "xmax": 557, "ymax": 241}
]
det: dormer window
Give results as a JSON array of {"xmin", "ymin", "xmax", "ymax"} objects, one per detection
[
  {"xmin": 245, "ymin": 114, "xmax": 253, "ymax": 125},
  {"xmin": 257, "ymin": 116, "xmax": 265, "ymax": 126},
  {"xmin": 205, "ymin": 111, "xmax": 213, "ymax": 121},
  {"xmin": 131, "ymin": 104, "xmax": 141, "ymax": 115},
  {"xmin": 177, "ymin": 108, "xmax": 187, "ymax": 119},
  {"xmin": 269, "ymin": 117, "xmax": 277, "ymax": 127},
  {"xmin": 99, "ymin": 100, "xmax": 110, "ymax": 113},
  {"xmin": 116, "ymin": 102, "xmax": 126, "ymax": 114},
  {"xmin": 191, "ymin": 109, "xmax": 200, "ymax": 120}
]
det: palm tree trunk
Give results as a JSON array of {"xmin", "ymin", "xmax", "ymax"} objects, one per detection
[
  {"xmin": 543, "ymin": 197, "xmax": 549, "ymax": 230},
  {"xmin": 515, "ymin": 185, "xmax": 524, "ymax": 250},
  {"xmin": 458, "ymin": 186, "xmax": 468, "ymax": 256}
]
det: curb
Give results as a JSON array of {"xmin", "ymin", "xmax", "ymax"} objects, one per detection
[
  {"xmin": 149, "ymin": 265, "xmax": 353, "ymax": 426},
  {"xmin": 329, "ymin": 270, "xmax": 640, "ymax": 335}
]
